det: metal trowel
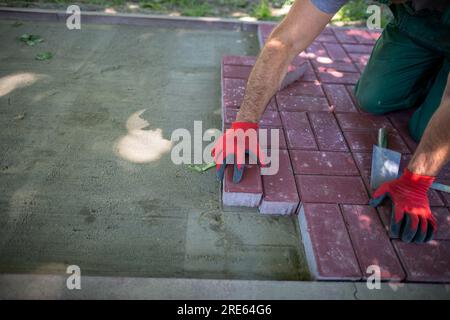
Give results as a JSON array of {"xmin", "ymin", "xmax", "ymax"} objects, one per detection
[{"xmin": 370, "ymin": 128, "xmax": 402, "ymax": 190}]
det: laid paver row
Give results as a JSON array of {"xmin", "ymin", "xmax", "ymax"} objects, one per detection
[{"xmin": 220, "ymin": 24, "xmax": 450, "ymax": 282}]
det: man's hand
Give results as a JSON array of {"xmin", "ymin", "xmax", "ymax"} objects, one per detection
[
  {"xmin": 212, "ymin": 122, "xmax": 266, "ymax": 183},
  {"xmin": 370, "ymin": 168, "xmax": 437, "ymax": 243}
]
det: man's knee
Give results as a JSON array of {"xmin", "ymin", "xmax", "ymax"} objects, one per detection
[{"xmin": 354, "ymin": 84, "xmax": 386, "ymax": 115}]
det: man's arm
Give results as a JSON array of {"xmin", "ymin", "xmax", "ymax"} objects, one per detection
[
  {"xmin": 408, "ymin": 72, "xmax": 450, "ymax": 176},
  {"xmin": 236, "ymin": 0, "xmax": 334, "ymax": 123}
]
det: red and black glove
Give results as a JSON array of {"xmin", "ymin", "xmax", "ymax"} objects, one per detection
[
  {"xmin": 211, "ymin": 122, "xmax": 266, "ymax": 183},
  {"xmin": 369, "ymin": 168, "xmax": 437, "ymax": 243}
]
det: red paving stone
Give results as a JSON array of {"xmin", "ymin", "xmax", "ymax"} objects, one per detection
[
  {"xmin": 342, "ymin": 44, "xmax": 374, "ymax": 54},
  {"xmin": 258, "ymin": 128, "xmax": 287, "ymax": 150},
  {"xmin": 336, "ymin": 113, "xmax": 392, "ymax": 131},
  {"xmin": 295, "ymin": 175, "xmax": 369, "ymax": 204},
  {"xmin": 323, "ymin": 84, "xmax": 358, "ymax": 113},
  {"xmin": 432, "ymin": 207, "xmax": 450, "ymax": 241},
  {"xmin": 317, "ymin": 70, "xmax": 360, "ymax": 85},
  {"xmin": 332, "ymin": 28, "xmax": 360, "ymax": 44},
  {"xmin": 276, "ymin": 95, "xmax": 330, "ymax": 112},
  {"xmin": 223, "ymin": 108, "xmax": 282, "ymax": 128},
  {"xmin": 343, "ymin": 130, "xmax": 410, "ymax": 154},
  {"xmin": 222, "ymin": 78, "xmax": 246, "ymax": 108},
  {"xmin": 290, "ymin": 150, "xmax": 358, "ymax": 176},
  {"xmin": 222, "ymin": 64, "xmax": 252, "ymax": 79},
  {"xmin": 222, "ymin": 164, "xmax": 262, "ymax": 208},
  {"xmin": 278, "ymin": 81, "xmax": 324, "ymax": 97},
  {"xmin": 280, "ymin": 111, "xmax": 317, "ymax": 150},
  {"xmin": 308, "ymin": 112, "xmax": 348, "ymax": 152},
  {"xmin": 299, "ymin": 203, "xmax": 362, "ymax": 280},
  {"xmin": 388, "ymin": 110, "xmax": 419, "ymax": 152},
  {"xmin": 222, "ymin": 55, "xmax": 257, "ymax": 66},
  {"xmin": 221, "ymin": 25, "xmax": 450, "ymax": 282},
  {"xmin": 393, "ymin": 240, "xmax": 450, "ymax": 283},
  {"xmin": 323, "ymin": 42, "xmax": 351, "ymax": 62},
  {"xmin": 341, "ymin": 205, "xmax": 405, "ymax": 281},
  {"xmin": 311, "ymin": 59, "xmax": 359, "ymax": 73},
  {"xmin": 259, "ymin": 150, "xmax": 300, "ymax": 215}
]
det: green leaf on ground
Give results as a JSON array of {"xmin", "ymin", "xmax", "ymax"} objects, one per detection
[
  {"xmin": 187, "ymin": 163, "xmax": 215, "ymax": 173},
  {"xmin": 12, "ymin": 21, "xmax": 23, "ymax": 27},
  {"xmin": 19, "ymin": 34, "xmax": 44, "ymax": 46},
  {"xmin": 35, "ymin": 52, "xmax": 53, "ymax": 61}
]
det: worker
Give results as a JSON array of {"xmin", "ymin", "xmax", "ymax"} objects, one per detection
[{"xmin": 212, "ymin": 0, "xmax": 450, "ymax": 243}]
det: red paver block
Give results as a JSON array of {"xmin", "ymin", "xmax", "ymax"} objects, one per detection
[
  {"xmin": 276, "ymin": 95, "xmax": 330, "ymax": 112},
  {"xmin": 349, "ymin": 53, "xmax": 370, "ymax": 66},
  {"xmin": 393, "ymin": 240, "xmax": 450, "ymax": 283},
  {"xmin": 343, "ymin": 130, "xmax": 410, "ymax": 154},
  {"xmin": 259, "ymin": 150, "xmax": 300, "ymax": 215},
  {"xmin": 223, "ymin": 78, "xmax": 246, "ymax": 108},
  {"xmin": 352, "ymin": 152, "xmax": 373, "ymax": 190},
  {"xmin": 306, "ymin": 41, "xmax": 329, "ymax": 58},
  {"xmin": 387, "ymin": 110, "xmax": 418, "ymax": 152},
  {"xmin": 311, "ymin": 59, "xmax": 359, "ymax": 73},
  {"xmin": 323, "ymin": 84, "xmax": 358, "ymax": 113},
  {"xmin": 332, "ymin": 28, "xmax": 359, "ymax": 44},
  {"xmin": 278, "ymin": 81, "xmax": 324, "ymax": 97},
  {"xmin": 336, "ymin": 113, "xmax": 393, "ymax": 131},
  {"xmin": 437, "ymin": 180, "xmax": 450, "ymax": 207},
  {"xmin": 347, "ymin": 29, "xmax": 377, "ymax": 45},
  {"xmin": 323, "ymin": 43, "xmax": 351, "ymax": 62},
  {"xmin": 342, "ymin": 44, "xmax": 374, "ymax": 54},
  {"xmin": 258, "ymin": 23, "xmax": 274, "ymax": 45},
  {"xmin": 317, "ymin": 70, "xmax": 360, "ymax": 85},
  {"xmin": 280, "ymin": 111, "xmax": 317, "ymax": 150},
  {"xmin": 433, "ymin": 207, "xmax": 450, "ymax": 240},
  {"xmin": 223, "ymin": 108, "xmax": 282, "ymax": 128},
  {"xmin": 299, "ymin": 62, "xmax": 318, "ymax": 82},
  {"xmin": 298, "ymin": 203, "xmax": 362, "ymax": 280},
  {"xmin": 222, "ymin": 164, "xmax": 263, "ymax": 207},
  {"xmin": 349, "ymin": 53, "xmax": 370, "ymax": 72},
  {"xmin": 437, "ymin": 163, "xmax": 450, "ymax": 181},
  {"xmin": 345, "ymin": 85, "xmax": 361, "ymax": 109},
  {"xmin": 222, "ymin": 55, "xmax": 257, "ymax": 66},
  {"xmin": 315, "ymin": 33, "xmax": 338, "ymax": 43},
  {"xmin": 308, "ymin": 112, "xmax": 348, "ymax": 152},
  {"xmin": 341, "ymin": 205, "xmax": 406, "ymax": 281},
  {"xmin": 258, "ymin": 128, "xmax": 287, "ymax": 150},
  {"xmin": 369, "ymin": 30, "xmax": 382, "ymax": 41},
  {"xmin": 290, "ymin": 150, "xmax": 358, "ymax": 176},
  {"xmin": 295, "ymin": 175, "xmax": 369, "ymax": 204},
  {"xmin": 222, "ymin": 65, "xmax": 253, "ymax": 79}
]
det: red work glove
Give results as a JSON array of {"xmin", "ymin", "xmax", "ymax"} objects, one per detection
[
  {"xmin": 212, "ymin": 122, "xmax": 266, "ymax": 183},
  {"xmin": 369, "ymin": 168, "xmax": 437, "ymax": 243}
]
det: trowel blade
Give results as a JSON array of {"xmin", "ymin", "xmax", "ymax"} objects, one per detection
[{"xmin": 370, "ymin": 145, "xmax": 401, "ymax": 190}]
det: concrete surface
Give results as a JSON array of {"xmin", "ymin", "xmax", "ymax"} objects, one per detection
[
  {"xmin": 0, "ymin": 19, "xmax": 310, "ymax": 281},
  {"xmin": 1, "ymin": 273, "xmax": 449, "ymax": 299}
]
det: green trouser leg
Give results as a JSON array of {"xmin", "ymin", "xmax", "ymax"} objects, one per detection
[
  {"xmin": 409, "ymin": 60, "xmax": 450, "ymax": 141},
  {"xmin": 354, "ymin": 4, "xmax": 450, "ymax": 142}
]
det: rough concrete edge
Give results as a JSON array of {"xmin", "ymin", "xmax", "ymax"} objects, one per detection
[
  {"xmin": 222, "ymin": 191, "xmax": 262, "ymax": 208},
  {"xmin": 0, "ymin": 273, "xmax": 448, "ymax": 300},
  {"xmin": 297, "ymin": 204, "xmax": 319, "ymax": 281},
  {"xmin": 259, "ymin": 200, "xmax": 299, "ymax": 215},
  {"xmin": 0, "ymin": 7, "xmax": 259, "ymax": 31}
]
